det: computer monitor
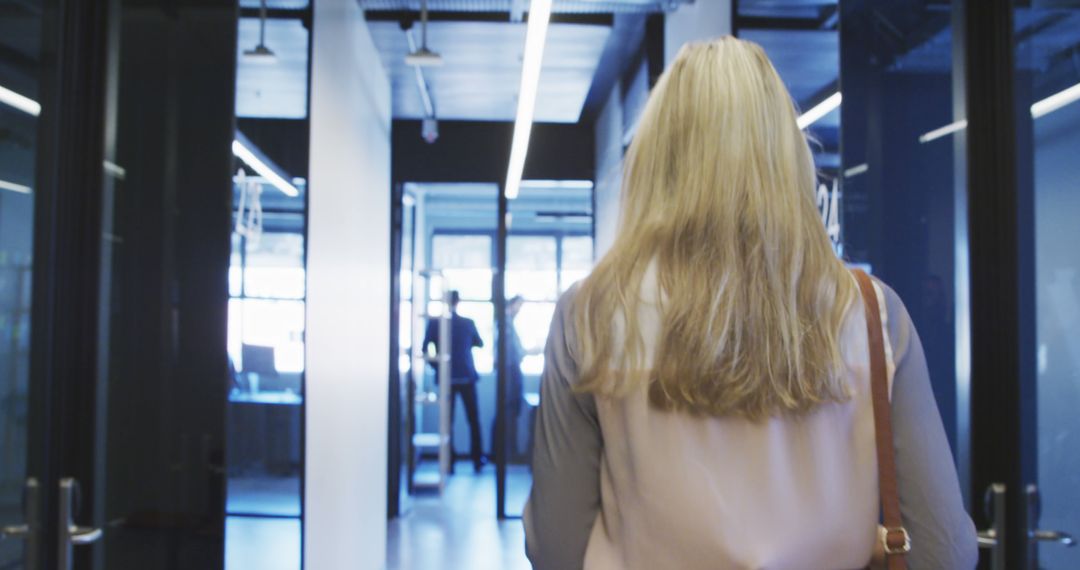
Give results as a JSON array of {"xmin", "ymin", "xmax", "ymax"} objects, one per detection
[{"xmin": 241, "ymin": 344, "xmax": 278, "ymax": 376}]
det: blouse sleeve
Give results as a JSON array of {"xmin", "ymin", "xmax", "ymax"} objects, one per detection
[
  {"xmin": 882, "ymin": 283, "xmax": 979, "ymax": 568},
  {"xmin": 523, "ymin": 286, "xmax": 603, "ymax": 570}
]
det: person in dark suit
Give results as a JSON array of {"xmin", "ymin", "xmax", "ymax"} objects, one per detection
[{"xmin": 423, "ymin": 290, "xmax": 487, "ymax": 473}]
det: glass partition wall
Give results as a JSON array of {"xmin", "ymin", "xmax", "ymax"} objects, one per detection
[
  {"xmin": 225, "ymin": 3, "xmax": 310, "ymax": 568},
  {"xmin": 406, "ymin": 185, "xmax": 499, "ymax": 492},
  {"xmin": 226, "ymin": 184, "xmax": 306, "ymax": 515},
  {"xmin": 737, "ymin": 0, "xmax": 964, "ymax": 459},
  {"xmin": 0, "ymin": 2, "xmax": 43, "ymax": 566},
  {"xmin": 393, "ymin": 181, "xmax": 594, "ymax": 519},
  {"xmin": 736, "ymin": 1, "xmax": 1080, "ymax": 566},
  {"xmin": 500, "ymin": 182, "xmax": 594, "ymax": 518},
  {"xmin": 1014, "ymin": 2, "xmax": 1080, "ymax": 566}
]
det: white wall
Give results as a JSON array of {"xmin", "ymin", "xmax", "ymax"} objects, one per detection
[
  {"xmin": 665, "ymin": 0, "xmax": 732, "ymax": 64},
  {"xmin": 306, "ymin": 0, "xmax": 392, "ymax": 568}
]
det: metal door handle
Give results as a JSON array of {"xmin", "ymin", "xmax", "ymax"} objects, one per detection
[
  {"xmin": 1031, "ymin": 529, "xmax": 1076, "ymax": 546},
  {"xmin": 977, "ymin": 528, "xmax": 998, "ymax": 547},
  {"xmin": 69, "ymin": 525, "xmax": 103, "ymax": 545},
  {"xmin": 1, "ymin": 524, "xmax": 30, "ymax": 540},
  {"xmin": 978, "ymin": 483, "xmax": 1007, "ymax": 570},
  {"xmin": 59, "ymin": 478, "xmax": 102, "ymax": 570}
]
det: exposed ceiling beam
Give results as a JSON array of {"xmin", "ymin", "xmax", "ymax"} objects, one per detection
[
  {"xmin": 736, "ymin": 7, "xmax": 839, "ymax": 32},
  {"xmin": 364, "ymin": 10, "xmax": 612, "ymax": 26},
  {"xmin": 1014, "ymin": 12, "xmax": 1070, "ymax": 43},
  {"xmin": 239, "ymin": 6, "xmax": 309, "ymax": 20},
  {"xmin": 579, "ymin": 13, "xmax": 646, "ymax": 122}
]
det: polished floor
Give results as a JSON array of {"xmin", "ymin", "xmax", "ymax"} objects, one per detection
[
  {"xmin": 227, "ymin": 475, "xmax": 301, "ymax": 516},
  {"xmin": 387, "ymin": 463, "xmax": 533, "ymax": 570},
  {"xmin": 223, "ymin": 462, "xmax": 533, "ymax": 570},
  {"xmin": 226, "ymin": 516, "xmax": 301, "ymax": 570},
  {"xmin": 225, "ymin": 474, "xmax": 303, "ymax": 570}
]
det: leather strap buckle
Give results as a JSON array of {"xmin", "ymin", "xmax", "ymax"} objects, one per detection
[{"xmin": 882, "ymin": 527, "xmax": 911, "ymax": 555}]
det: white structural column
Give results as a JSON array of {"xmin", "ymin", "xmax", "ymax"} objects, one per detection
[{"xmin": 307, "ymin": 0, "xmax": 392, "ymax": 568}]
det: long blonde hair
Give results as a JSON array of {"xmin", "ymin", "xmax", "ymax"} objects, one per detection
[{"xmin": 572, "ymin": 37, "xmax": 857, "ymax": 420}]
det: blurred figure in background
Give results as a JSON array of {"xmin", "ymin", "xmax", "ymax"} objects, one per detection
[
  {"xmin": 498, "ymin": 295, "xmax": 533, "ymax": 463},
  {"xmin": 423, "ymin": 290, "xmax": 487, "ymax": 473}
]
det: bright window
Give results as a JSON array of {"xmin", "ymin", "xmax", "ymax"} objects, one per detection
[
  {"xmin": 244, "ymin": 233, "xmax": 305, "ymax": 299},
  {"xmin": 560, "ymin": 235, "xmax": 593, "ymax": 292},
  {"xmin": 227, "ymin": 230, "xmax": 307, "ymax": 381},
  {"xmin": 507, "ymin": 236, "xmax": 558, "ymax": 301},
  {"xmin": 229, "ymin": 298, "xmax": 306, "ymax": 374},
  {"xmin": 425, "ymin": 232, "xmax": 594, "ymax": 378},
  {"xmin": 432, "ymin": 235, "xmax": 492, "ymax": 300}
]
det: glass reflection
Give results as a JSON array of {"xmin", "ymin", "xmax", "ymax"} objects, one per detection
[
  {"xmin": 0, "ymin": 0, "xmax": 41, "ymax": 566},
  {"xmin": 1018, "ymin": 2, "xmax": 1080, "ymax": 567},
  {"xmin": 502, "ymin": 181, "xmax": 595, "ymax": 516},
  {"xmin": 226, "ymin": 192, "xmax": 305, "ymax": 522},
  {"xmin": 839, "ymin": 0, "xmax": 961, "ymax": 452}
]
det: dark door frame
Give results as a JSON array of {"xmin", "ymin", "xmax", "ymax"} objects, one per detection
[
  {"xmin": 27, "ymin": 0, "xmax": 238, "ymax": 567},
  {"xmin": 960, "ymin": 2, "xmax": 1036, "ymax": 569},
  {"xmin": 494, "ymin": 185, "xmax": 509, "ymax": 518},
  {"xmin": 28, "ymin": 0, "xmax": 112, "ymax": 567}
]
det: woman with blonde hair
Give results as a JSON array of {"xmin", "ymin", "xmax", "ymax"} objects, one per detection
[{"xmin": 523, "ymin": 37, "xmax": 977, "ymax": 569}]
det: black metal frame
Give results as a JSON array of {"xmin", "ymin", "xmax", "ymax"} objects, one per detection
[
  {"xmin": 223, "ymin": 7, "xmax": 315, "ymax": 567},
  {"xmin": 494, "ymin": 187, "xmax": 510, "ymax": 519},
  {"xmin": 22, "ymin": 0, "xmax": 240, "ymax": 567},
  {"xmin": 961, "ymin": 2, "xmax": 1036, "ymax": 568},
  {"xmin": 364, "ymin": 10, "xmax": 613, "ymax": 26},
  {"xmin": 28, "ymin": 0, "xmax": 112, "ymax": 566}
]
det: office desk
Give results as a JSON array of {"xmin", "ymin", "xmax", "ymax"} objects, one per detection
[{"xmin": 227, "ymin": 390, "xmax": 302, "ymax": 475}]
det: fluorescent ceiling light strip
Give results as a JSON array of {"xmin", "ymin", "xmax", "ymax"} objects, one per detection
[
  {"xmin": 505, "ymin": 0, "xmax": 553, "ymax": 200},
  {"xmin": 0, "ymin": 84, "xmax": 41, "ymax": 117},
  {"xmin": 232, "ymin": 137, "xmax": 299, "ymax": 197},
  {"xmin": 918, "ymin": 119, "xmax": 968, "ymax": 144},
  {"xmin": 797, "ymin": 92, "xmax": 842, "ymax": 130},
  {"xmin": 1031, "ymin": 81, "xmax": 1080, "ymax": 119},
  {"xmin": 0, "ymin": 179, "xmax": 32, "ymax": 194},
  {"xmin": 920, "ymin": 81, "xmax": 1080, "ymax": 143},
  {"xmin": 843, "ymin": 163, "xmax": 869, "ymax": 178},
  {"xmin": 522, "ymin": 179, "xmax": 594, "ymax": 190}
]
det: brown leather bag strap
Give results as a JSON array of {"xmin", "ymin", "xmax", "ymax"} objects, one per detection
[{"xmin": 853, "ymin": 269, "xmax": 909, "ymax": 570}]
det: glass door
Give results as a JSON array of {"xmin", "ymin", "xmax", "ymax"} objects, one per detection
[
  {"xmin": 1, "ymin": 0, "xmax": 237, "ymax": 567},
  {"xmin": 77, "ymin": 0, "xmax": 237, "ymax": 568},
  {"xmin": 27, "ymin": 0, "xmax": 238, "ymax": 568},
  {"xmin": 836, "ymin": 1, "xmax": 1080, "ymax": 566},
  {"xmin": 1015, "ymin": 2, "xmax": 1080, "ymax": 567},
  {"xmin": 0, "ymin": 0, "xmax": 49, "ymax": 567}
]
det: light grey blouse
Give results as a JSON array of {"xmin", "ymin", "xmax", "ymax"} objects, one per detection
[{"xmin": 524, "ymin": 281, "xmax": 978, "ymax": 569}]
